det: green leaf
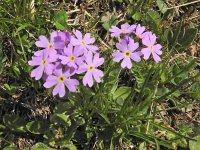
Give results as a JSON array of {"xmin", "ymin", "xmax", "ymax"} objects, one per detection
[
  {"xmin": 129, "ymin": 0, "xmax": 145, "ymax": 16},
  {"xmin": 150, "ymin": 122, "xmax": 194, "ymax": 141},
  {"xmin": 2, "ymin": 84, "xmax": 17, "ymax": 95},
  {"xmin": 170, "ymin": 21, "xmax": 182, "ymax": 47},
  {"xmin": 155, "ymin": 71, "xmax": 200, "ymax": 102},
  {"xmin": 26, "ymin": 121, "xmax": 48, "ymax": 134},
  {"xmin": 132, "ymin": 12, "xmax": 142, "ymax": 21},
  {"xmin": 12, "ymin": 65, "xmax": 21, "ymax": 78},
  {"xmin": 136, "ymin": 93, "xmax": 153, "ymax": 116},
  {"xmin": 144, "ymin": 9, "xmax": 161, "ymax": 33},
  {"xmin": 104, "ymin": 66, "xmax": 121, "ymax": 95},
  {"xmin": 156, "ymin": 0, "xmax": 168, "ymax": 14},
  {"xmin": 65, "ymin": 144, "xmax": 77, "ymax": 150},
  {"xmin": 51, "ymin": 114, "xmax": 71, "ymax": 126},
  {"xmin": 160, "ymin": 69, "xmax": 168, "ymax": 83},
  {"xmin": 189, "ymin": 136, "xmax": 200, "ymax": 150},
  {"xmin": 14, "ymin": 23, "xmax": 35, "ymax": 36},
  {"xmin": 168, "ymin": 21, "xmax": 182, "ymax": 49},
  {"xmin": 156, "ymin": 87, "xmax": 169, "ymax": 97},
  {"xmin": 102, "ymin": 22, "xmax": 110, "ymax": 31},
  {"xmin": 167, "ymin": 28, "xmax": 173, "ymax": 44},
  {"xmin": 129, "ymin": 131, "xmax": 173, "ymax": 149},
  {"xmin": 3, "ymin": 145, "xmax": 17, "ymax": 150},
  {"xmin": 113, "ymin": 86, "xmax": 131, "ymax": 101},
  {"xmin": 0, "ymin": 124, "xmax": 6, "ymax": 130},
  {"xmin": 99, "ymin": 113, "xmax": 110, "ymax": 124},
  {"xmin": 190, "ymin": 82, "xmax": 200, "ymax": 100},
  {"xmin": 178, "ymin": 28, "xmax": 197, "ymax": 48},
  {"xmin": 53, "ymin": 102, "xmax": 74, "ymax": 114},
  {"xmin": 54, "ymin": 11, "xmax": 69, "ymax": 30},
  {"xmin": 166, "ymin": 59, "xmax": 195, "ymax": 84},
  {"xmin": 3, "ymin": 114, "xmax": 27, "ymax": 132},
  {"xmin": 31, "ymin": 142, "xmax": 53, "ymax": 150}
]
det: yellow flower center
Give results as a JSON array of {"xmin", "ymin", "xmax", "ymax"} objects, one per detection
[
  {"xmin": 69, "ymin": 56, "xmax": 75, "ymax": 61},
  {"xmin": 58, "ymin": 76, "xmax": 65, "ymax": 83},
  {"xmin": 124, "ymin": 51, "xmax": 130, "ymax": 57},
  {"xmin": 121, "ymin": 29, "xmax": 126, "ymax": 33},
  {"xmin": 136, "ymin": 34, "xmax": 141, "ymax": 40},
  {"xmin": 48, "ymin": 43, "xmax": 54, "ymax": 49},
  {"xmin": 41, "ymin": 59, "xmax": 47, "ymax": 65},
  {"xmin": 88, "ymin": 65, "xmax": 94, "ymax": 72},
  {"xmin": 81, "ymin": 40, "xmax": 86, "ymax": 45},
  {"xmin": 149, "ymin": 45, "xmax": 154, "ymax": 50}
]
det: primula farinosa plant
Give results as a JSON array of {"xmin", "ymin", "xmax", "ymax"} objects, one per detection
[
  {"xmin": 26, "ymin": 23, "xmax": 199, "ymax": 149},
  {"xmin": 29, "ymin": 23, "xmax": 162, "ymax": 97},
  {"xmin": 28, "ymin": 30, "xmax": 104, "ymax": 97},
  {"xmin": 27, "ymin": 23, "xmax": 166, "ymax": 148}
]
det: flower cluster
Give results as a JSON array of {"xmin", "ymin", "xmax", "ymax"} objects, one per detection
[
  {"xmin": 28, "ymin": 30, "xmax": 104, "ymax": 97},
  {"xmin": 29, "ymin": 24, "xmax": 162, "ymax": 97},
  {"xmin": 110, "ymin": 24, "xmax": 162, "ymax": 68}
]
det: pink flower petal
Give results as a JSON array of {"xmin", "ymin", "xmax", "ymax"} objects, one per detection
[
  {"xmin": 84, "ymin": 33, "xmax": 95, "ymax": 44},
  {"xmin": 83, "ymin": 71, "xmax": 93, "ymax": 87},
  {"xmin": 44, "ymin": 64, "xmax": 54, "ymax": 75},
  {"xmin": 59, "ymin": 56, "xmax": 70, "ymax": 65},
  {"xmin": 93, "ymin": 54, "xmax": 104, "ymax": 67},
  {"xmin": 35, "ymin": 35, "xmax": 49, "ymax": 48},
  {"xmin": 53, "ymin": 83, "xmax": 63, "ymax": 96},
  {"xmin": 141, "ymin": 48, "xmax": 151, "ymax": 60},
  {"xmin": 136, "ymin": 24, "xmax": 145, "ymax": 35},
  {"xmin": 64, "ymin": 79, "xmax": 79, "ymax": 92},
  {"xmin": 121, "ymin": 24, "xmax": 129, "ymax": 30},
  {"xmin": 116, "ymin": 43, "xmax": 127, "ymax": 52},
  {"xmin": 154, "ymin": 44, "xmax": 162, "ymax": 50},
  {"xmin": 77, "ymin": 64, "xmax": 88, "ymax": 74},
  {"xmin": 122, "ymin": 57, "xmax": 132, "ymax": 69},
  {"xmin": 28, "ymin": 58, "xmax": 42, "ymax": 66},
  {"xmin": 31, "ymin": 65, "xmax": 44, "ymax": 80},
  {"xmin": 149, "ymin": 34, "xmax": 156, "ymax": 44},
  {"xmin": 92, "ymin": 69, "xmax": 103, "ymax": 83},
  {"xmin": 112, "ymin": 52, "xmax": 124, "ymax": 62},
  {"xmin": 74, "ymin": 46, "xmax": 84, "ymax": 57},
  {"xmin": 58, "ymin": 83, "xmax": 65, "ymax": 97},
  {"xmin": 74, "ymin": 30, "xmax": 82, "ymax": 40},
  {"xmin": 43, "ymin": 76, "xmax": 58, "ymax": 88},
  {"xmin": 128, "ymin": 25, "xmax": 136, "ymax": 32},
  {"xmin": 131, "ymin": 52, "xmax": 141, "ymax": 62},
  {"xmin": 50, "ymin": 31, "xmax": 58, "ymax": 43},
  {"xmin": 152, "ymin": 52, "xmax": 161, "ymax": 63},
  {"xmin": 34, "ymin": 50, "xmax": 44, "ymax": 56},
  {"xmin": 70, "ymin": 37, "xmax": 80, "ymax": 46},
  {"xmin": 142, "ymin": 37, "xmax": 151, "ymax": 46},
  {"xmin": 128, "ymin": 41, "xmax": 139, "ymax": 52},
  {"xmin": 85, "ymin": 52, "xmax": 93, "ymax": 64},
  {"xmin": 86, "ymin": 45, "xmax": 98, "ymax": 53}
]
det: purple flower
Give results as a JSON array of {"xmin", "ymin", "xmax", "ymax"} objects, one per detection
[
  {"xmin": 35, "ymin": 31, "xmax": 65, "ymax": 50},
  {"xmin": 109, "ymin": 24, "xmax": 136, "ymax": 37},
  {"xmin": 28, "ymin": 51, "xmax": 54, "ymax": 80},
  {"xmin": 112, "ymin": 38, "xmax": 141, "ymax": 69},
  {"xmin": 70, "ymin": 30, "xmax": 98, "ymax": 53},
  {"xmin": 59, "ymin": 44, "xmax": 85, "ymax": 69},
  {"xmin": 44, "ymin": 68, "xmax": 79, "ymax": 97},
  {"xmin": 34, "ymin": 31, "xmax": 65, "ymax": 59},
  {"xmin": 134, "ymin": 24, "xmax": 147, "ymax": 39},
  {"xmin": 141, "ymin": 33, "xmax": 162, "ymax": 63},
  {"xmin": 77, "ymin": 52, "xmax": 104, "ymax": 87},
  {"xmin": 57, "ymin": 31, "xmax": 71, "ymax": 44}
]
